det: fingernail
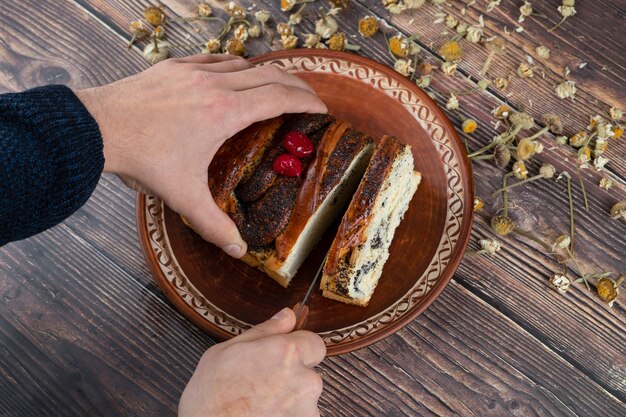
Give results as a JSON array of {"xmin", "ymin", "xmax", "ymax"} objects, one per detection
[
  {"xmin": 223, "ymin": 244, "xmax": 243, "ymax": 258},
  {"xmin": 271, "ymin": 307, "xmax": 290, "ymax": 320}
]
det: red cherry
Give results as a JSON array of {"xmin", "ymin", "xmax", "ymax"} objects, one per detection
[
  {"xmin": 273, "ymin": 154, "xmax": 302, "ymax": 177},
  {"xmin": 284, "ymin": 131, "xmax": 314, "ymax": 158}
]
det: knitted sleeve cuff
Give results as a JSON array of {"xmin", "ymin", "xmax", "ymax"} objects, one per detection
[{"xmin": 0, "ymin": 85, "xmax": 104, "ymax": 245}]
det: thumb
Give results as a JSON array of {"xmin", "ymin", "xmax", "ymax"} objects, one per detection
[
  {"xmin": 181, "ymin": 184, "xmax": 247, "ymax": 258},
  {"xmin": 228, "ymin": 307, "xmax": 296, "ymax": 345}
]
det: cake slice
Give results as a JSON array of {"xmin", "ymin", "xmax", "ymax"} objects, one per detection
[{"xmin": 321, "ymin": 135, "xmax": 421, "ymax": 306}]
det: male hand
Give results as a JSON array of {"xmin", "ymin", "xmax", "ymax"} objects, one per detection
[
  {"xmin": 179, "ymin": 307, "xmax": 326, "ymax": 417},
  {"xmin": 76, "ymin": 54, "xmax": 327, "ymax": 258}
]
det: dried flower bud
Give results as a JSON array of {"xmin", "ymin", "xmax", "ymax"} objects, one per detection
[
  {"xmin": 556, "ymin": 80, "xmax": 577, "ymax": 99},
  {"xmin": 465, "ymin": 26, "xmax": 483, "ymax": 43},
  {"xmin": 303, "ymin": 33, "xmax": 322, "ymax": 48},
  {"xmin": 358, "ymin": 16, "xmax": 379, "ymax": 37},
  {"xmin": 493, "ymin": 105, "xmax": 511, "ymax": 119},
  {"xmin": 610, "ymin": 201, "xmax": 626, "ymax": 222},
  {"xmin": 281, "ymin": 0, "xmax": 296, "ymax": 12},
  {"xmin": 225, "ymin": 1, "xmax": 246, "ymax": 18},
  {"xmin": 517, "ymin": 62, "xmax": 533, "ymax": 78},
  {"xmin": 281, "ymin": 34, "xmax": 298, "ymax": 49},
  {"xmin": 609, "ymin": 106, "xmax": 623, "ymax": 121},
  {"xmin": 534, "ymin": 141, "xmax": 544, "ymax": 154},
  {"xmin": 509, "ymin": 112, "xmax": 535, "ymax": 130},
  {"xmin": 597, "ymin": 276, "xmax": 621, "ymax": 307},
  {"xmin": 130, "ymin": 20, "xmax": 149, "ymax": 37},
  {"xmin": 577, "ymin": 146, "xmax": 591, "ymax": 165},
  {"xmin": 248, "ymin": 25, "xmax": 262, "ymax": 38},
  {"xmin": 512, "ymin": 160, "xmax": 528, "ymax": 180},
  {"xmin": 198, "ymin": 3, "xmax": 212, "ymax": 17},
  {"xmin": 555, "ymin": 135, "xmax": 567, "ymax": 145},
  {"xmin": 152, "ymin": 25, "xmax": 165, "ymax": 39},
  {"xmin": 277, "ymin": 22, "xmax": 293, "ymax": 37},
  {"xmin": 558, "ymin": 5, "xmax": 576, "ymax": 18},
  {"xmin": 328, "ymin": 32, "xmax": 347, "ymax": 51},
  {"xmin": 255, "ymin": 10, "xmax": 271, "ymax": 23},
  {"xmin": 202, "ymin": 38, "xmax": 221, "ymax": 54},
  {"xmin": 439, "ymin": 40, "xmax": 462, "ymax": 62},
  {"xmin": 143, "ymin": 39, "xmax": 169, "ymax": 65},
  {"xmin": 593, "ymin": 156, "xmax": 609, "ymax": 171},
  {"xmin": 491, "ymin": 215, "xmax": 516, "ymax": 236},
  {"xmin": 542, "ymin": 113, "xmax": 563, "ymax": 134},
  {"xmin": 389, "ymin": 34, "xmax": 410, "ymax": 58},
  {"xmin": 446, "ymin": 94, "xmax": 459, "ymax": 110},
  {"xmin": 550, "ymin": 274, "xmax": 570, "ymax": 294},
  {"xmin": 540, "ymin": 164, "xmax": 556, "ymax": 178},
  {"xmin": 494, "ymin": 144, "xmax": 511, "ymax": 168},
  {"xmin": 519, "ymin": 1, "xmax": 533, "ymax": 19},
  {"xmin": 494, "ymin": 77, "xmax": 509, "ymax": 90},
  {"xmin": 536, "ymin": 45, "xmax": 550, "ymax": 60},
  {"xmin": 477, "ymin": 79, "xmax": 491, "ymax": 90},
  {"xmin": 479, "ymin": 239, "xmax": 501, "ymax": 255},
  {"xmin": 473, "ymin": 197, "xmax": 484, "ymax": 212},
  {"xmin": 315, "ymin": 14, "xmax": 338, "ymax": 39},
  {"xmin": 456, "ymin": 22, "xmax": 468, "ymax": 34},
  {"xmin": 144, "ymin": 6, "xmax": 165, "ymax": 26},
  {"xmin": 445, "ymin": 14, "xmax": 458, "ymax": 29},
  {"xmin": 613, "ymin": 125, "xmax": 624, "ymax": 139},
  {"xmin": 569, "ymin": 131, "xmax": 588, "ymax": 147},
  {"xmin": 234, "ymin": 24, "xmax": 249, "ymax": 41},
  {"xmin": 394, "ymin": 59, "xmax": 414, "ymax": 76},
  {"xmin": 405, "ymin": 0, "xmax": 426, "ymax": 8},
  {"xmin": 553, "ymin": 235, "xmax": 571, "ymax": 249},
  {"xmin": 462, "ymin": 119, "xmax": 478, "ymax": 133},
  {"xmin": 599, "ymin": 177, "xmax": 613, "ymax": 190},
  {"xmin": 516, "ymin": 138, "xmax": 536, "ymax": 160},
  {"xmin": 441, "ymin": 61, "xmax": 457, "ymax": 75},
  {"xmin": 596, "ymin": 120, "xmax": 615, "ymax": 140},
  {"xmin": 289, "ymin": 12, "xmax": 303, "ymax": 25},
  {"xmin": 225, "ymin": 37, "xmax": 246, "ymax": 56},
  {"xmin": 417, "ymin": 75, "xmax": 431, "ymax": 88}
]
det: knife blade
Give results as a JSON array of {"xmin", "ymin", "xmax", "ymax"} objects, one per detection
[{"xmin": 292, "ymin": 254, "xmax": 327, "ymax": 330}]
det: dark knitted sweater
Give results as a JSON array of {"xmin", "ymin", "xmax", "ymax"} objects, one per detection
[{"xmin": 0, "ymin": 85, "xmax": 104, "ymax": 246}]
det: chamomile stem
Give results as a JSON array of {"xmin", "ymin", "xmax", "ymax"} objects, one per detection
[
  {"xmin": 470, "ymin": 154, "xmax": 494, "ymax": 161},
  {"xmin": 576, "ymin": 166, "xmax": 589, "ymax": 211},
  {"xmin": 492, "ymin": 174, "xmax": 542, "ymax": 195},
  {"xmin": 522, "ymin": 126, "xmax": 549, "ymax": 141},
  {"xmin": 564, "ymin": 247, "xmax": 589, "ymax": 290},
  {"xmin": 479, "ymin": 51, "xmax": 495, "ymax": 76},
  {"xmin": 171, "ymin": 16, "xmax": 226, "ymax": 23},
  {"xmin": 548, "ymin": 16, "xmax": 567, "ymax": 32},
  {"xmin": 566, "ymin": 175, "xmax": 575, "ymax": 257},
  {"xmin": 513, "ymin": 228, "xmax": 552, "ymax": 252},
  {"xmin": 153, "ymin": 35, "xmax": 159, "ymax": 53},
  {"xmin": 345, "ymin": 44, "xmax": 362, "ymax": 52}
]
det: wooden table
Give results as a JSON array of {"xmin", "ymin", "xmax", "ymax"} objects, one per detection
[{"xmin": 1, "ymin": 1, "xmax": 624, "ymax": 416}]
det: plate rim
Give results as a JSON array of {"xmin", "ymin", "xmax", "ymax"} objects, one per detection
[{"xmin": 136, "ymin": 49, "xmax": 475, "ymax": 355}]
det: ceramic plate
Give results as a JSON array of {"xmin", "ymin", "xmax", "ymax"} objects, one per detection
[{"xmin": 136, "ymin": 50, "xmax": 474, "ymax": 356}]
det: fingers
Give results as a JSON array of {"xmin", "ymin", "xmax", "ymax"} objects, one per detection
[
  {"xmin": 180, "ymin": 182, "xmax": 247, "ymax": 258},
  {"xmin": 219, "ymin": 65, "xmax": 317, "ymax": 94},
  {"xmin": 229, "ymin": 307, "xmax": 296, "ymax": 344},
  {"xmin": 173, "ymin": 53, "xmax": 243, "ymax": 64},
  {"xmin": 236, "ymin": 84, "xmax": 328, "ymax": 125},
  {"xmin": 288, "ymin": 331, "xmax": 327, "ymax": 367}
]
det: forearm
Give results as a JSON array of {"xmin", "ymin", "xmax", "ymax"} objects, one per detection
[{"xmin": 0, "ymin": 85, "xmax": 104, "ymax": 246}]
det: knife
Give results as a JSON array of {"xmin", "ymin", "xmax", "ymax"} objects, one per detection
[{"xmin": 291, "ymin": 254, "xmax": 327, "ymax": 330}]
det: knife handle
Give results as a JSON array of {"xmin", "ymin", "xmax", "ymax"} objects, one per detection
[{"xmin": 292, "ymin": 302, "xmax": 309, "ymax": 331}]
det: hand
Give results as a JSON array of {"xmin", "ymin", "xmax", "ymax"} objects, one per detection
[
  {"xmin": 179, "ymin": 307, "xmax": 326, "ymax": 417},
  {"xmin": 76, "ymin": 54, "xmax": 327, "ymax": 258}
]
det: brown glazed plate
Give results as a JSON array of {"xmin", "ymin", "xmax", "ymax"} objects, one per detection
[{"xmin": 136, "ymin": 49, "xmax": 474, "ymax": 356}]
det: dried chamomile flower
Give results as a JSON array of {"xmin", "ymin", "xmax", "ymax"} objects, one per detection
[
  {"xmin": 516, "ymin": 138, "xmax": 537, "ymax": 160},
  {"xmin": 281, "ymin": 34, "xmax": 298, "ymax": 49},
  {"xmin": 577, "ymin": 146, "xmax": 591, "ymax": 165},
  {"xmin": 512, "ymin": 160, "xmax": 528, "ymax": 179},
  {"xmin": 439, "ymin": 40, "xmax": 462, "ymax": 62},
  {"xmin": 569, "ymin": 131, "xmax": 588, "ymax": 147},
  {"xmin": 595, "ymin": 138, "xmax": 609, "ymax": 154},
  {"xmin": 478, "ymin": 239, "xmax": 501, "ymax": 255},
  {"xmin": 445, "ymin": 14, "xmax": 458, "ymax": 29},
  {"xmin": 553, "ymin": 234, "xmax": 571, "ymax": 250},
  {"xmin": 610, "ymin": 201, "xmax": 626, "ymax": 222},
  {"xmin": 517, "ymin": 62, "xmax": 533, "ymax": 78},
  {"xmin": 494, "ymin": 77, "xmax": 509, "ymax": 90},
  {"xmin": 225, "ymin": 37, "xmax": 246, "ymax": 56},
  {"xmin": 599, "ymin": 177, "xmax": 613, "ymax": 190},
  {"xmin": 408, "ymin": 43, "xmax": 421, "ymax": 56},
  {"xmin": 556, "ymin": 80, "xmax": 577, "ymax": 99},
  {"xmin": 518, "ymin": 1, "xmax": 533, "ymax": 23},
  {"xmin": 465, "ymin": 25, "xmax": 483, "ymax": 43},
  {"xmin": 613, "ymin": 125, "xmax": 624, "ymax": 139},
  {"xmin": 593, "ymin": 155, "xmax": 609, "ymax": 171},
  {"xmin": 597, "ymin": 275, "xmax": 623, "ymax": 307},
  {"xmin": 456, "ymin": 22, "xmax": 468, "ymax": 34},
  {"xmin": 315, "ymin": 9, "xmax": 339, "ymax": 39},
  {"xmin": 609, "ymin": 106, "xmax": 623, "ymax": 121},
  {"xmin": 144, "ymin": 6, "xmax": 165, "ymax": 26},
  {"xmin": 480, "ymin": 38, "xmax": 505, "ymax": 76},
  {"xmin": 540, "ymin": 164, "xmax": 556, "ymax": 178},
  {"xmin": 446, "ymin": 94, "xmax": 459, "ymax": 110},
  {"xmin": 509, "ymin": 112, "xmax": 535, "ymax": 130},
  {"xmin": 327, "ymin": 32, "xmax": 360, "ymax": 51},
  {"xmin": 551, "ymin": 1, "xmax": 577, "ymax": 32},
  {"xmin": 536, "ymin": 45, "xmax": 550, "ymax": 60},
  {"xmin": 487, "ymin": 0, "xmax": 501, "ymax": 12},
  {"xmin": 394, "ymin": 59, "xmax": 414, "ymax": 76},
  {"xmin": 143, "ymin": 38, "xmax": 169, "ymax": 65},
  {"xmin": 491, "ymin": 215, "xmax": 516, "ymax": 236},
  {"xmin": 441, "ymin": 61, "xmax": 457, "ymax": 75},
  {"xmin": 225, "ymin": 1, "xmax": 246, "ymax": 18},
  {"xmin": 255, "ymin": 10, "xmax": 271, "ymax": 24},
  {"xmin": 477, "ymin": 79, "xmax": 491, "ymax": 90},
  {"xmin": 128, "ymin": 20, "xmax": 149, "ymax": 48},
  {"xmin": 494, "ymin": 144, "xmax": 511, "ymax": 168},
  {"xmin": 198, "ymin": 3, "xmax": 213, "ymax": 17},
  {"xmin": 202, "ymin": 38, "xmax": 221, "ymax": 54},
  {"xmin": 550, "ymin": 274, "xmax": 570, "ymax": 294},
  {"xmin": 495, "ymin": 164, "xmax": 555, "ymax": 195},
  {"xmin": 462, "ymin": 119, "xmax": 478, "ymax": 133},
  {"xmin": 416, "ymin": 75, "xmax": 431, "ymax": 88},
  {"xmin": 281, "ymin": 0, "xmax": 297, "ymax": 12},
  {"xmin": 277, "ymin": 22, "xmax": 293, "ymax": 38},
  {"xmin": 248, "ymin": 25, "xmax": 262, "ymax": 38},
  {"xmin": 389, "ymin": 34, "xmax": 410, "ymax": 58},
  {"xmin": 473, "ymin": 197, "xmax": 484, "ymax": 211},
  {"xmin": 303, "ymin": 33, "xmax": 323, "ymax": 48},
  {"xmin": 152, "ymin": 25, "xmax": 165, "ymax": 39},
  {"xmin": 358, "ymin": 16, "xmax": 379, "ymax": 37},
  {"xmin": 542, "ymin": 114, "xmax": 563, "ymax": 134},
  {"xmin": 405, "ymin": 0, "xmax": 427, "ymax": 8},
  {"xmin": 596, "ymin": 120, "xmax": 615, "ymax": 140},
  {"xmin": 493, "ymin": 105, "xmax": 511, "ymax": 119},
  {"xmin": 234, "ymin": 24, "xmax": 249, "ymax": 41},
  {"xmin": 418, "ymin": 62, "xmax": 433, "ymax": 75},
  {"xmin": 555, "ymin": 135, "xmax": 567, "ymax": 145}
]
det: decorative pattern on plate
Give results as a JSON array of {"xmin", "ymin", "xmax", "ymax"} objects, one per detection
[{"xmin": 142, "ymin": 55, "xmax": 465, "ymax": 344}]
